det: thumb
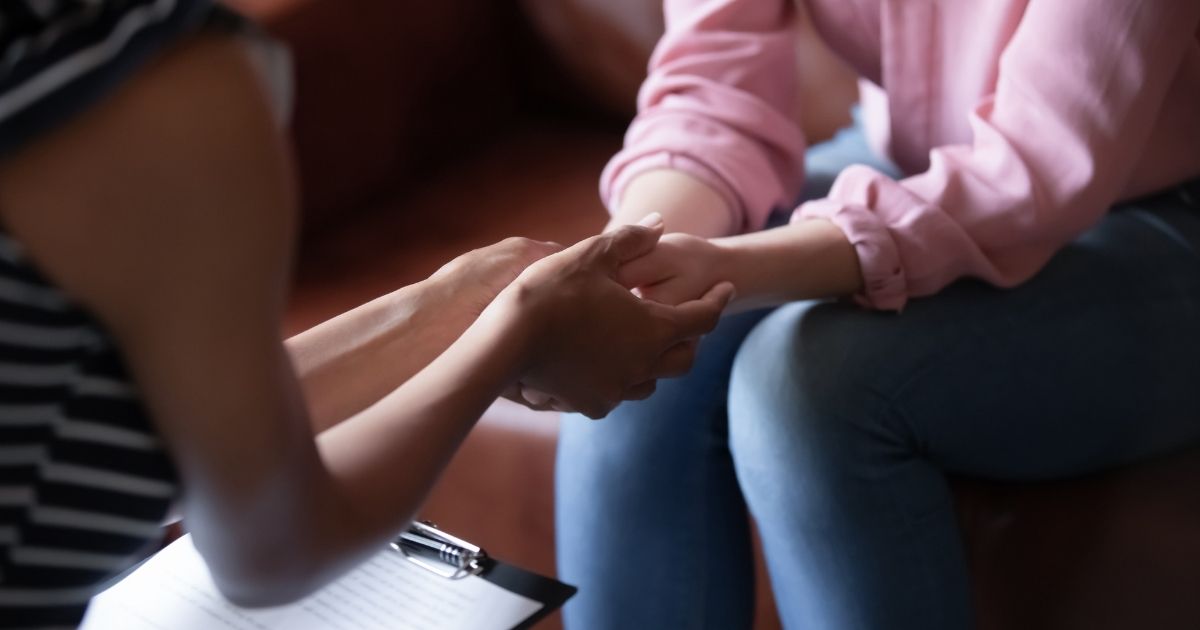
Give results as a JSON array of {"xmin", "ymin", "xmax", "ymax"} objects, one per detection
[
  {"xmin": 599, "ymin": 213, "xmax": 664, "ymax": 268},
  {"xmin": 665, "ymin": 281, "xmax": 736, "ymax": 341}
]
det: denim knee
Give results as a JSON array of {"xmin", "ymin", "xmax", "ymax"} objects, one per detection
[{"xmin": 727, "ymin": 302, "xmax": 906, "ymax": 500}]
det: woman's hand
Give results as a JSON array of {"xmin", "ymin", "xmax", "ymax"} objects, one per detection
[
  {"xmin": 423, "ymin": 236, "xmax": 563, "ymax": 331},
  {"xmin": 491, "ymin": 218, "xmax": 735, "ymax": 419},
  {"xmin": 288, "ymin": 237, "xmax": 561, "ymax": 430},
  {"xmin": 616, "ymin": 232, "xmax": 733, "ymax": 306}
]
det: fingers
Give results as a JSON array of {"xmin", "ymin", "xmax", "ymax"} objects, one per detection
[
  {"xmin": 649, "ymin": 339, "xmax": 699, "ymax": 379},
  {"xmin": 520, "ymin": 386, "xmax": 554, "ymax": 408},
  {"xmin": 615, "ymin": 250, "xmax": 672, "ymax": 290},
  {"xmin": 596, "ymin": 213, "xmax": 664, "ymax": 269},
  {"xmin": 662, "ymin": 281, "xmax": 736, "ymax": 341},
  {"xmin": 500, "ymin": 383, "xmax": 556, "ymax": 412},
  {"xmin": 635, "ymin": 278, "xmax": 701, "ymax": 307},
  {"xmin": 495, "ymin": 236, "xmax": 563, "ymax": 267},
  {"xmin": 623, "ymin": 381, "xmax": 658, "ymax": 401}
]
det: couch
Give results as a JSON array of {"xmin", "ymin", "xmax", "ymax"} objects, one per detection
[{"xmin": 229, "ymin": 1, "xmax": 1200, "ymax": 628}]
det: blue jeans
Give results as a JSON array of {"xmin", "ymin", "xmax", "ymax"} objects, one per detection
[{"xmin": 556, "ymin": 124, "xmax": 1200, "ymax": 629}]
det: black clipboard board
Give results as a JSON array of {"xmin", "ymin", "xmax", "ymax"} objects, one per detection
[
  {"xmin": 479, "ymin": 558, "xmax": 577, "ymax": 629},
  {"xmin": 396, "ymin": 521, "xmax": 576, "ymax": 628}
]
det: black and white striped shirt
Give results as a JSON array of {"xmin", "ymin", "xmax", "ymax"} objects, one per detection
[
  {"xmin": 0, "ymin": 230, "xmax": 179, "ymax": 628},
  {"xmin": 0, "ymin": 0, "xmax": 235, "ymax": 159}
]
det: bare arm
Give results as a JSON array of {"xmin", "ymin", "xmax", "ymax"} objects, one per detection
[
  {"xmin": 285, "ymin": 237, "xmax": 558, "ymax": 433},
  {"xmin": 608, "ymin": 169, "xmax": 734, "ymax": 237},
  {"xmin": 0, "ymin": 33, "xmax": 727, "ymax": 606}
]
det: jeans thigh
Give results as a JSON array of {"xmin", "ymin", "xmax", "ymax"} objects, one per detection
[
  {"xmin": 913, "ymin": 200, "xmax": 1198, "ymax": 479},
  {"xmin": 759, "ymin": 195, "xmax": 1200, "ymax": 482}
]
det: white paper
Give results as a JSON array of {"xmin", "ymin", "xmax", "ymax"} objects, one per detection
[{"xmin": 80, "ymin": 535, "xmax": 542, "ymax": 630}]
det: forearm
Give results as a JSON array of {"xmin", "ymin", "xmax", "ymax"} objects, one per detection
[
  {"xmin": 715, "ymin": 219, "xmax": 863, "ymax": 312},
  {"xmin": 280, "ymin": 306, "xmax": 530, "ymax": 599},
  {"xmin": 285, "ymin": 278, "xmax": 471, "ymax": 432},
  {"xmin": 608, "ymin": 169, "xmax": 735, "ymax": 237},
  {"xmin": 322, "ymin": 305, "xmax": 522, "ymax": 511}
]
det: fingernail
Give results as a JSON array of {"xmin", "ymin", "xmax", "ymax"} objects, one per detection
[{"xmin": 637, "ymin": 212, "xmax": 664, "ymax": 228}]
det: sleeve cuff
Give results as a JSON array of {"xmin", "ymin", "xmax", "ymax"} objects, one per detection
[
  {"xmin": 601, "ymin": 151, "xmax": 745, "ymax": 233},
  {"xmin": 795, "ymin": 198, "xmax": 909, "ymax": 311}
]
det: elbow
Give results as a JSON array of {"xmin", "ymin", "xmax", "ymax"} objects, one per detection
[
  {"xmin": 198, "ymin": 536, "xmax": 331, "ymax": 608},
  {"xmin": 210, "ymin": 561, "xmax": 327, "ymax": 609}
]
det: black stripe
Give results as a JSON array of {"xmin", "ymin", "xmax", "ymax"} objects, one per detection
[
  {"xmin": 0, "ymin": 384, "xmax": 67, "ymax": 404},
  {"xmin": 61, "ymin": 397, "xmax": 145, "ymax": 431},
  {"xmin": 0, "ymin": 505, "xmax": 32, "ymax": 523},
  {"xmin": 0, "ymin": 299, "xmax": 85, "ymax": 328},
  {"xmin": 46, "ymin": 439, "xmax": 175, "ymax": 482},
  {"xmin": 0, "ymin": 249, "xmax": 60, "ymax": 286},
  {"xmin": 21, "ymin": 523, "xmax": 149, "ymax": 556},
  {"xmin": 0, "ymin": 603, "xmax": 90, "ymax": 628},
  {"xmin": 0, "ymin": 4, "xmax": 52, "ymax": 43},
  {"xmin": 1, "ymin": 0, "xmax": 193, "ymax": 90},
  {"xmin": 0, "ymin": 341, "xmax": 88, "ymax": 364},
  {"xmin": 0, "ymin": 465, "xmax": 38, "ymax": 485},
  {"xmin": 0, "ymin": 560, "xmax": 109, "ymax": 589},
  {"xmin": 35, "ymin": 482, "xmax": 172, "ymax": 522},
  {"xmin": 0, "ymin": 424, "xmax": 52, "ymax": 444}
]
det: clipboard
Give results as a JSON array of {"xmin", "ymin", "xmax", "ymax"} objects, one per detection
[
  {"xmin": 395, "ymin": 521, "xmax": 577, "ymax": 629},
  {"xmin": 80, "ymin": 522, "xmax": 577, "ymax": 630}
]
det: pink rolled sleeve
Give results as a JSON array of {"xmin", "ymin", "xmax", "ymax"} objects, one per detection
[
  {"xmin": 798, "ymin": 0, "xmax": 1200, "ymax": 310},
  {"xmin": 600, "ymin": 0, "xmax": 808, "ymax": 233},
  {"xmin": 608, "ymin": 0, "xmax": 1200, "ymax": 312}
]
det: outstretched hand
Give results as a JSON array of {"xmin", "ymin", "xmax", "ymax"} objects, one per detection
[
  {"xmin": 423, "ymin": 236, "xmax": 563, "ymax": 334},
  {"xmin": 492, "ymin": 216, "xmax": 734, "ymax": 419}
]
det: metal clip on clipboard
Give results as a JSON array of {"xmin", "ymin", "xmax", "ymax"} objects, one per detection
[{"xmin": 392, "ymin": 521, "xmax": 489, "ymax": 580}]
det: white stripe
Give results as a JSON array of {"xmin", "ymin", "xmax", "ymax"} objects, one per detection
[
  {"xmin": 0, "ymin": 319, "xmax": 94, "ymax": 350},
  {"xmin": 0, "ymin": 0, "xmax": 179, "ymax": 119},
  {"xmin": 0, "ymin": 485, "xmax": 36, "ymax": 505},
  {"xmin": 0, "ymin": 232, "xmax": 28, "ymax": 259},
  {"xmin": 0, "ymin": 275, "xmax": 72, "ymax": 310},
  {"xmin": 0, "ymin": 404, "xmax": 55, "ymax": 426},
  {"xmin": 27, "ymin": 1, "xmax": 60, "ymax": 20},
  {"xmin": 0, "ymin": 585, "xmax": 96, "ymax": 606},
  {"xmin": 43, "ymin": 462, "xmax": 175, "ymax": 498},
  {"xmin": 0, "ymin": 444, "xmax": 45, "ymax": 464},
  {"xmin": 12, "ymin": 546, "xmax": 138, "ymax": 571},
  {"xmin": 55, "ymin": 418, "xmax": 158, "ymax": 450},
  {"xmin": 32, "ymin": 506, "xmax": 164, "ymax": 539},
  {"xmin": 71, "ymin": 374, "xmax": 136, "ymax": 398},
  {"xmin": 0, "ymin": 525, "xmax": 17, "ymax": 545},
  {"xmin": 0, "ymin": 361, "xmax": 75, "ymax": 386},
  {"xmin": 2, "ymin": 405, "xmax": 155, "ymax": 449}
]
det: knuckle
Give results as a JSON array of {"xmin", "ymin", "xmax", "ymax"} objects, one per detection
[
  {"xmin": 503, "ymin": 236, "xmax": 537, "ymax": 256},
  {"xmin": 583, "ymin": 402, "xmax": 608, "ymax": 420},
  {"xmin": 502, "ymin": 236, "xmax": 531, "ymax": 248}
]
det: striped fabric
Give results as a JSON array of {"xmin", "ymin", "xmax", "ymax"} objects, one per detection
[
  {"xmin": 0, "ymin": 231, "xmax": 178, "ymax": 629},
  {"xmin": 0, "ymin": 0, "xmax": 237, "ymax": 158}
]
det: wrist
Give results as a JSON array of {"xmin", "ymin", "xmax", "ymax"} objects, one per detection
[
  {"xmin": 712, "ymin": 219, "xmax": 863, "ymax": 311},
  {"xmin": 710, "ymin": 237, "xmax": 759, "ymax": 312},
  {"xmin": 464, "ymin": 284, "xmax": 540, "ymax": 380}
]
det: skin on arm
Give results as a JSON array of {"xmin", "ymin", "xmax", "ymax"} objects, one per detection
[
  {"xmin": 286, "ymin": 236, "xmax": 561, "ymax": 432},
  {"xmin": 618, "ymin": 220, "xmax": 862, "ymax": 312},
  {"xmin": 608, "ymin": 169, "xmax": 735, "ymax": 237},
  {"xmin": 606, "ymin": 146, "xmax": 861, "ymax": 311},
  {"xmin": 0, "ymin": 32, "xmax": 730, "ymax": 606}
]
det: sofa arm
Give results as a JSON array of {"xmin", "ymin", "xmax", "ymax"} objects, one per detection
[{"xmin": 226, "ymin": 0, "xmax": 526, "ymax": 234}]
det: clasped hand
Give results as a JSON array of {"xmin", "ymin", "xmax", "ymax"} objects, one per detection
[{"xmin": 439, "ymin": 218, "xmax": 733, "ymax": 419}]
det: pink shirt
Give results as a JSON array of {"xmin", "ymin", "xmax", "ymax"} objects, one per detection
[{"xmin": 602, "ymin": 0, "xmax": 1200, "ymax": 310}]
